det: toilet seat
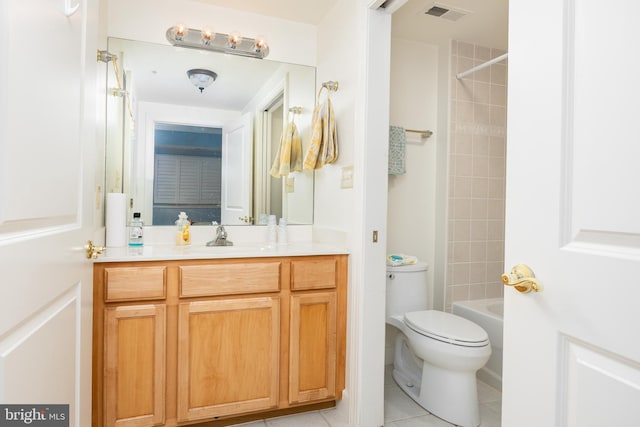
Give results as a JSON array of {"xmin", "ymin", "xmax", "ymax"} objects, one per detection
[{"xmin": 404, "ymin": 310, "xmax": 489, "ymax": 347}]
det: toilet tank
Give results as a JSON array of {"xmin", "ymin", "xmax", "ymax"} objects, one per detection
[{"xmin": 385, "ymin": 262, "xmax": 429, "ymax": 318}]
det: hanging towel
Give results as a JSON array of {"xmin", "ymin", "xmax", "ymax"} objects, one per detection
[
  {"xmin": 303, "ymin": 98, "xmax": 338, "ymax": 170},
  {"xmin": 270, "ymin": 121, "xmax": 303, "ymax": 177},
  {"xmin": 388, "ymin": 125, "xmax": 406, "ymax": 175}
]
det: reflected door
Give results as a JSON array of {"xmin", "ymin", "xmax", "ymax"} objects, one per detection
[{"xmin": 221, "ymin": 113, "xmax": 253, "ymax": 225}]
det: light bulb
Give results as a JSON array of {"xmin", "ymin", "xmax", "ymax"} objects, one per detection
[
  {"xmin": 254, "ymin": 36, "xmax": 268, "ymax": 53},
  {"xmin": 201, "ymin": 28, "xmax": 214, "ymax": 46},
  {"xmin": 174, "ymin": 24, "xmax": 188, "ymax": 41},
  {"xmin": 228, "ymin": 31, "xmax": 241, "ymax": 49}
]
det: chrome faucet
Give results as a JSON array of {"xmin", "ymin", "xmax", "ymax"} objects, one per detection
[{"xmin": 206, "ymin": 223, "xmax": 233, "ymax": 246}]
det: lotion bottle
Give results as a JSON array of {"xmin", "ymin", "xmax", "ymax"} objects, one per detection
[{"xmin": 175, "ymin": 212, "xmax": 191, "ymax": 245}]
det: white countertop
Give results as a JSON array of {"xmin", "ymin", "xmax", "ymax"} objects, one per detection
[{"xmin": 96, "ymin": 242, "xmax": 349, "ymax": 263}]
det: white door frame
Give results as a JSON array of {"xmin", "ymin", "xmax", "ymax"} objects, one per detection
[{"xmin": 347, "ymin": 2, "xmax": 403, "ymax": 426}]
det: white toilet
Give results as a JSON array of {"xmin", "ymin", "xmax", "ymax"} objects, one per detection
[{"xmin": 386, "ymin": 262, "xmax": 491, "ymax": 427}]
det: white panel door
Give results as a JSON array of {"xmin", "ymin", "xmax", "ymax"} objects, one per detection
[
  {"xmin": 221, "ymin": 113, "xmax": 253, "ymax": 225},
  {"xmin": 0, "ymin": 0, "xmax": 96, "ymax": 426},
  {"xmin": 503, "ymin": 1, "xmax": 640, "ymax": 426}
]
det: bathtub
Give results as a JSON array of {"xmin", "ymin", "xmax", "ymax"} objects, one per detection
[{"xmin": 452, "ymin": 298, "xmax": 504, "ymax": 390}]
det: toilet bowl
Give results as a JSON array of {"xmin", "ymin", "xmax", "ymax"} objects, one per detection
[{"xmin": 386, "ymin": 263, "xmax": 491, "ymax": 427}]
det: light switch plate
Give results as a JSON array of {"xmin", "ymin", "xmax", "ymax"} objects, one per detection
[
  {"xmin": 341, "ymin": 165, "xmax": 354, "ymax": 189},
  {"xmin": 286, "ymin": 176, "xmax": 295, "ymax": 193}
]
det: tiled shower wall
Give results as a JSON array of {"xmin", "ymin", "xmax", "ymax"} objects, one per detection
[{"xmin": 446, "ymin": 40, "xmax": 507, "ymax": 310}]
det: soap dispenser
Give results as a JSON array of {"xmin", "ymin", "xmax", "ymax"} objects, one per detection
[{"xmin": 175, "ymin": 212, "xmax": 191, "ymax": 246}]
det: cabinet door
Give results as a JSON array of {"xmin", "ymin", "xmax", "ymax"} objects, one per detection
[
  {"xmin": 104, "ymin": 304, "xmax": 166, "ymax": 427},
  {"xmin": 177, "ymin": 297, "xmax": 280, "ymax": 422},
  {"xmin": 289, "ymin": 292, "xmax": 337, "ymax": 404}
]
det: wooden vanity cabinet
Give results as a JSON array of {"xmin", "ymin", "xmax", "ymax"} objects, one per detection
[
  {"xmin": 104, "ymin": 304, "xmax": 166, "ymax": 427},
  {"xmin": 93, "ymin": 255, "xmax": 347, "ymax": 427},
  {"xmin": 177, "ymin": 297, "xmax": 280, "ymax": 422},
  {"xmin": 176, "ymin": 261, "xmax": 282, "ymax": 423},
  {"xmin": 93, "ymin": 265, "xmax": 168, "ymax": 427},
  {"xmin": 289, "ymin": 258, "xmax": 342, "ymax": 404},
  {"xmin": 289, "ymin": 291, "xmax": 337, "ymax": 403}
]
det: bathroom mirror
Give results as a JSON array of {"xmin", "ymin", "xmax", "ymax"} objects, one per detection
[{"xmin": 105, "ymin": 37, "xmax": 316, "ymax": 226}]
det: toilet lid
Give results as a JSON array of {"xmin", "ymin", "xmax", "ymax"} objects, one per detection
[{"xmin": 404, "ymin": 310, "xmax": 489, "ymax": 347}]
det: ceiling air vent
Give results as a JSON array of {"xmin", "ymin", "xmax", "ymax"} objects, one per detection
[
  {"xmin": 424, "ymin": 4, "xmax": 471, "ymax": 22},
  {"xmin": 425, "ymin": 6, "xmax": 449, "ymax": 17}
]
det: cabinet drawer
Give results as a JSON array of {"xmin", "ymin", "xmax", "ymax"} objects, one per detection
[
  {"xmin": 104, "ymin": 266, "xmax": 167, "ymax": 302},
  {"xmin": 180, "ymin": 262, "xmax": 281, "ymax": 297},
  {"xmin": 291, "ymin": 259, "xmax": 337, "ymax": 290}
]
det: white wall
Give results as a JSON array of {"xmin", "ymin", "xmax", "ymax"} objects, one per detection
[
  {"xmin": 313, "ymin": 2, "xmax": 359, "ymax": 234},
  {"xmin": 387, "ymin": 37, "xmax": 439, "ymax": 300},
  {"xmin": 106, "ymin": 0, "xmax": 317, "ymax": 66},
  {"xmin": 314, "ymin": 1, "xmax": 362, "ymax": 424},
  {"xmin": 433, "ymin": 41, "xmax": 452, "ymax": 312},
  {"xmin": 385, "ymin": 37, "xmax": 440, "ymax": 363}
]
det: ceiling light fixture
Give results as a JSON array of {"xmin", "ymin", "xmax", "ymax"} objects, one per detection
[
  {"xmin": 187, "ymin": 69, "xmax": 218, "ymax": 93},
  {"xmin": 166, "ymin": 26, "xmax": 269, "ymax": 59}
]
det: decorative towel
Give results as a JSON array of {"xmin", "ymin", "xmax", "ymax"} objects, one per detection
[
  {"xmin": 270, "ymin": 121, "xmax": 302, "ymax": 177},
  {"xmin": 387, "ymin": 254, "xmax": 418, "ymax": 267},
  {"xmin": 303, "ymin": 98, "xmax": 338, "ymax": 170},
  {"xmin": 388, "ymin": 126, "xmax": 406, "ymax": 175}
]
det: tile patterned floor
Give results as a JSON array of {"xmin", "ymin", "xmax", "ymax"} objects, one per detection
[
  {"xmin": 229, "ymin": 365, "xmax": 502, "ymax": 427},
  {"xmin": 383, "ymin": 365, "xmax": 502, "ymax": 427}
]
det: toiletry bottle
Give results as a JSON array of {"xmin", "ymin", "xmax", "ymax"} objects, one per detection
[
  {"xmin": 278, "ymin": 218, "xmax": 288, "ymax": 245},
  {"xmin": 175, "ymin": 211, "xmax": 191, "ymax": 245},
  {"xmin": 128, "ymin": 212, "xmax": 144, "ymax": 247},
  {"xmin": 266, "ymin": 215, "xmax": 277, "ymax": 245}
]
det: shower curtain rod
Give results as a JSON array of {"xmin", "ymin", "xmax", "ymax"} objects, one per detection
[{"xmin": 456, "ymin": 53, "xmax": 508, "ymax": 79}]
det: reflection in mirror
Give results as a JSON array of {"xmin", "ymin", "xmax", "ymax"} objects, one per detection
[
  {"xmin": 153, "ymin": 123, "xmax": 221, "ymax": 225},
  {"xmin": 105, "ymin": 37, "xmax": 316, "ymax": 226}
]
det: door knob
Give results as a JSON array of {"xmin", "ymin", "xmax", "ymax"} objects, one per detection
[
  {"xmin": 238, "ymin": 216, "xmax": 253, "ymax": 224},
  {"xmin": 86, "ymin": 240, "xmax": 105, "ymax": 259},
  {"xmin": 501, "ymin": 264, "xmax": 543, "ymax": 293}
]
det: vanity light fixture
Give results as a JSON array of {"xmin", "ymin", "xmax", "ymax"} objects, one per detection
[
  {"xmin": 166, "ymin": 26, "xmax": 269, "ymax": 59},
  {"xmin": 187, "ymin": 69, "xmax": 218, "ymax": 93}
]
